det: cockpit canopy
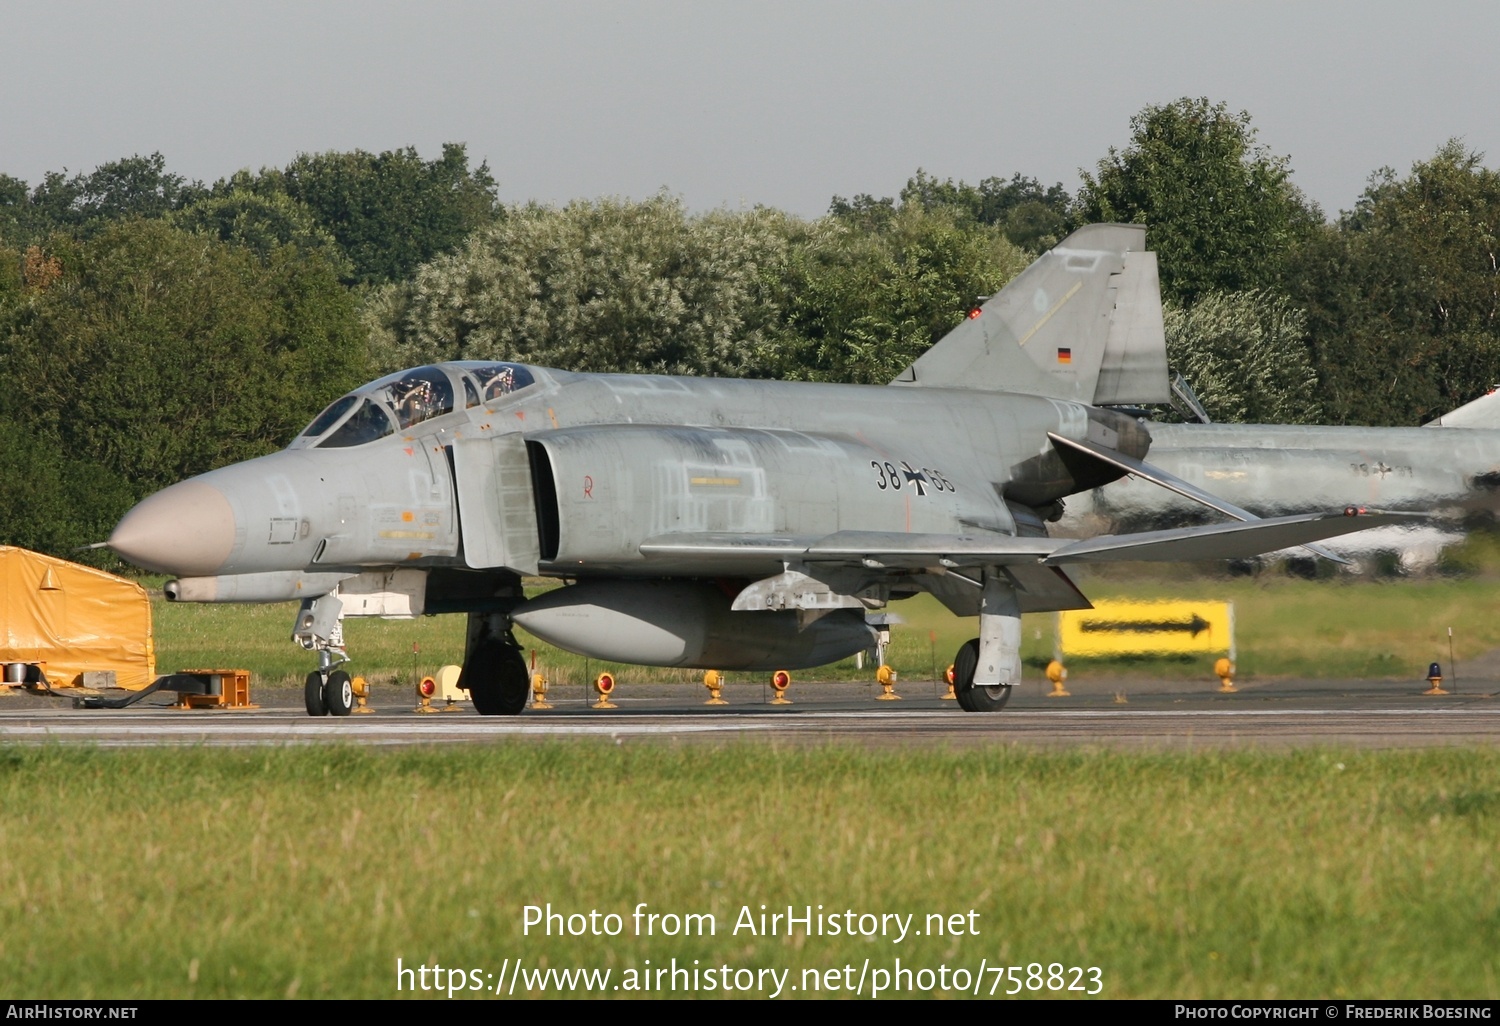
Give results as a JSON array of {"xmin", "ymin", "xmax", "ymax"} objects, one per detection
[{"xmin": 293, "ymin": 362, "xmax": 538, "ymax": 449}]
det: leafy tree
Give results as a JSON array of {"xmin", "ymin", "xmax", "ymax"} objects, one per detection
[
  {"xmin": 0, "ymin": 243, "xmax": 20, "ymax": 303},
  {"xmin": 771, "ymin": 203, "xmax": 1029, "ymax": 383},
  {"xmin": 370, "ymin": 195, "xmax": 1027, "ymax": 386},
  {"xmin": 270, "ymin": 143, "xmax": 501, "ymax": 286},
  {"xmin": 171, "ymin": 186, "xmax": 349, "ymax": 272},
  {"xmin": 826, "ymin": 193, "xmax": 897, "ymax": 232},
  {"xmin": 1164, "ymin": 291, "xmax": 1322, "ymax": 424},
  {"xmin": 0, "ymin": 175, "xmax": 28, "ymax": 247},
  {"xmin": 1289, "ymin": 141, "xmax": 1500, "ymax": 424},
  {"xmin": 366, "ymin": 194, "xmax": 796, "ymax": 377},
  {"xmin": 0, "ymin": 417, "xmax": 136, "ymax": 559},
  {"xmin": 1077, "ymin": 98, "xmax": 1321, "ymax": 304},
  {"xmin": 0, "ymin": 220, "xmax": 369, "ymax": 525},
  {"xmin": 899, "ymin": 170, "xmax": 1071, "ymax": 252},
  {"xmin": 0, "ymin": 154, "xmax": 203, "ymax": 247},
  {"xmin": 1, "ymin": 146, "xmax": 496, "ymax": 283},
  {"xmin": 833, "ymin": 171, "xmax": 1071, "ymax": 253},
  {"xmin": 65, "ymin": 152, "xmax": 203, "ymax": 222}
]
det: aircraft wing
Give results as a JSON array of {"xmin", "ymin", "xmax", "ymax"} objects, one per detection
[
  {"xmin": 799, "ymin": 531, "xmax": 1057, "ymax": 568},
  {"xmin": 638, "ymin": 531, "xmax": 1056, "ymax": 569},
  {"xmin": 635, "ymin": 534, "xmax": 823, "ymax": 571},
  {"xmin": 1043, "ymin": 512, "xmax": 1419, "ymax": 564},
  {"xmin": 1047, "ymin": 430, "xmax": 1353, "ymax": 564},
  {"xmin": 639, "ymin": 512, "xmax": 1412, "ymax": 573}
]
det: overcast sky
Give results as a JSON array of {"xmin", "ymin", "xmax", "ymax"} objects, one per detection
[{"xmin": 6, "ymin": 1, "xmax": 1496, "ymax": 220}]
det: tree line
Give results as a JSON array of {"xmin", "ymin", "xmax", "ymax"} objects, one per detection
[{"xmin": 3, "ymin": 98, "xmax": 1499, "ymax": 562}]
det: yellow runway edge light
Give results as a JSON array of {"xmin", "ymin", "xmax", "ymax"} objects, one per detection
[{"xmin": 592, "ymin": 672, "xmax": 617, "ymax": 709}]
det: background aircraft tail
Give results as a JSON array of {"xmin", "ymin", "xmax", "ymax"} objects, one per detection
[
  {"xmin": 1424, "ymin": 387, "xmax": 1500, "ymax": 429},
  {"xmin": 891, "ymin": 223, "xmax": 1170, "ymax": 405}
]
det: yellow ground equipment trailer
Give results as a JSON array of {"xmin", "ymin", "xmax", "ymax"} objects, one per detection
[{"xmin": 1, "ymin": 546, "xmax": 156, "ymax": 690}]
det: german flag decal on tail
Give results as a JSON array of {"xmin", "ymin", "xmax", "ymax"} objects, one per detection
[{"xmin": 1057, "ymin": 347, "xmax": 1072, "ymax": 364}]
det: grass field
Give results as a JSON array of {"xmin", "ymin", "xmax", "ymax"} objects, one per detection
[
  {"xmin": 0, "ymin": 744, "xmax": 1496, "ymax": 999},
  {"xmin": 149, "ymin": 561, "xmax": 1500, "ymax": 692},
  {"xmin": 15, "ymin": 552, "xmax": 1500, "ymax": 1000}
]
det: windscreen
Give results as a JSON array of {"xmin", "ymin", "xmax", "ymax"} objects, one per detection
[
  {"xmin": 299, "ymin": 364, "xmax": 494, "ymax": 449},
  {"xmin": 318, "ymin": 399, "xmax": 396, "ymax": 448},
  {"xmin": 300, "ymin": 394, "xmax": 359, "ymax": 438}
]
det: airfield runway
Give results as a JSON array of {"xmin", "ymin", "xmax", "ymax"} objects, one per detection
[{"xmin": 0, "ymin": 675, "xmax": 1496, "ymax": 749}]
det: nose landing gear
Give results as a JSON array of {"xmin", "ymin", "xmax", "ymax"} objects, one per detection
[
  {"xmin": 304, "ymin": 669, "xmax": 327, "ymax": 716},
  {"xmin": 303, "ymin": 651, "xmax": 355, "ymax": 717},
  {"xmin": 296, "ymin": 594, "xmax": 355, "ymax": 717}
]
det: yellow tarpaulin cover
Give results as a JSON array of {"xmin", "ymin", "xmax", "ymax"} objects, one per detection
[
  {"xmin": 1059, "ymin": 600, "xmax": 1234, "ymax": 658},
  {"xmin": 0, "ymin": 546, "xmax": 156, "ymax": 689}
]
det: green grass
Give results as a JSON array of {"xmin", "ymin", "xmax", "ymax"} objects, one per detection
[
  {"xmin": 149, "ymin": 569, "xmax": 1500, "ymax": 689},
  {"xmin": 153, "ymin": 596, "xmax": 469, "ymax": 686},
  {"xmin": 0, "ymin": 744, "xmax": 1496, "ymax": 999}
]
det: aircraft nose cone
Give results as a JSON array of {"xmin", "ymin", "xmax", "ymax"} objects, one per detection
[{"xmin": 109, "ymin": 480, "xmax": 237, "ymax": 575}]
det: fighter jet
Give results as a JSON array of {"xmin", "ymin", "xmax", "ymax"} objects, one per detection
[
  {"xmin": 1065, "ymin": 387, "xmax": 1500, "ymax": 567},
  {"xmin": 107, "ymin": 225, "xmax": 1403, "ymax": 715}
]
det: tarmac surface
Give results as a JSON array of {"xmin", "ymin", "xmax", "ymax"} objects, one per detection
[{"xmin": 1, "ymin": 673, "xmax": 1497, "ymax": 749}]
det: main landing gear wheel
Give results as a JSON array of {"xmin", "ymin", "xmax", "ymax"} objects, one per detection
[
  {"xmin": 462, "ymin": 640, "xmax": 529, "ymax": 716},
  {"xmin": 325, "ymin": 669, "xmax": 354, "ymax": 717},
  {"xmin": 304, "ymin": 670, "xmax": 328, "ymax": 716},
  {"xmin": 952, "ymin": 638, "xmax": 1013, "ymax": 713}
]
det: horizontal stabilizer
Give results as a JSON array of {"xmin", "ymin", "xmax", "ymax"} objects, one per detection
[
  {"xmin": 1047, "ymin": 431, "xmax": 1349, "ymax": 563},
  {"xmin": 1044, "ymin": 512, "xmax": 1417, "ymax": 565},
  {"xmin": 1048, "ymin": 431, "xmax": 1259, "ymax": 520}
]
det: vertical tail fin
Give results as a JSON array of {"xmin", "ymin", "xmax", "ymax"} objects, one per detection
[
  {"xmin": 1424, "ymin": 387, "xmax": 1500, "ymax": 428},
  {"xmin": 891, "ymin": 223, "xmax": 1169, "ymax": 404}
]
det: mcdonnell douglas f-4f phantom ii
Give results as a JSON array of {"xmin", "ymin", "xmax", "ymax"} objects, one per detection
[{"xmin": 108, "ymin": 224, "xmax": 1405, "ymax": 715}]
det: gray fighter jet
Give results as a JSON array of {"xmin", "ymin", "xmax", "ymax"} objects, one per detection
[
  {"xmin": 108, "ymin": 225, "xmax": 1402, "ymax": 715},
  {"xmin": 1065, "ymin": 386, "xmax": 1500, "ymax": 565}
]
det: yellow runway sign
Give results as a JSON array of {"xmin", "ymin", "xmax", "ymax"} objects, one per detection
[{"xmin": 1059, "ymin": 600, "xmax": 1234, "ymax": 658}]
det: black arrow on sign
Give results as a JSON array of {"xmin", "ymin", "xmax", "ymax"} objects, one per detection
[{"xmin": 1079, "ymin": 615, "xmax": 1211, "ymax": 637}]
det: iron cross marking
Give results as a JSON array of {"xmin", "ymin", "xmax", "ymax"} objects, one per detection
[{"xmin": 901, "ymin": 462, "xmax": 929, "ymax": 496}]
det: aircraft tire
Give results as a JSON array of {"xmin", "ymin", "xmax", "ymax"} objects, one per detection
[
  {"xmin": 965, "ymin": 681, "xmax": 1013, "ymax": 712},
  {"xmin": 952, "ymin": 638, "xmax": 1013, "ymax": 713},
  {"xmin": 463, "ymin": 640, "xmax": 529, "ymax": 716},
  {"xmin": 325, "ymin": 669, "xmax": 354, "ymax": 716},
  {"xmin": 953, "ymin": 640, "xmax": 979, "ymax": 711},
  {"xmin": 304, "ymin": 670, "xmax": 328, "ymax": 716}
]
